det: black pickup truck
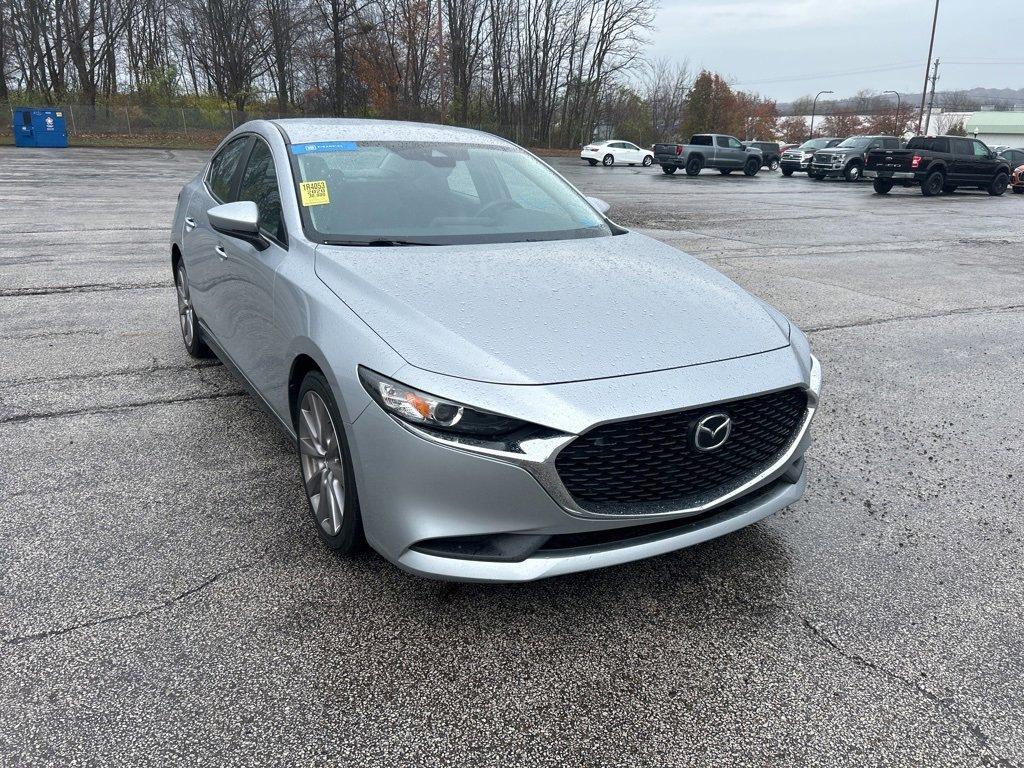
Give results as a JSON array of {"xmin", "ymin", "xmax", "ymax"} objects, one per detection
[{"xmin": 864, "ymin": 135, "xmax": 1011, "ymax": 196}]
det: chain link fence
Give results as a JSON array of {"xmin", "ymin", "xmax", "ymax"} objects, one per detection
[{"xmin": 2, "ymin": 102, "xmax": 339, "ymax": 146}]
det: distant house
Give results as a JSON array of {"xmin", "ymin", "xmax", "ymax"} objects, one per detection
[{"xmin": 964, "ymin": 111, "xmax": 1024, "ymax": 148}]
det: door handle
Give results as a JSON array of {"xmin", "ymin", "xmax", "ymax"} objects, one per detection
[
  {"xmin": 215, "ymin": 245, "xmax": 228, "ymax": 260},
  {"xmin": 184, "ymin": 216, "xmax": 197, "ymax": 231}
]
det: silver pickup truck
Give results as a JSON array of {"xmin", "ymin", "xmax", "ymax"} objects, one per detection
[{"xmin": 653, "ymin": 134, "xmax": 763, "ymax": 176}]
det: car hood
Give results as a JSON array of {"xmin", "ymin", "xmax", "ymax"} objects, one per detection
[{"xmin": 314, "ymin": 232, "xmax": 790, "ymax": 385}]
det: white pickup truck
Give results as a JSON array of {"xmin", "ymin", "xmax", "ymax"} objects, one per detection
[{"xmin": 652, "ymin": 134, "xmax": 763, "ymax": 177}]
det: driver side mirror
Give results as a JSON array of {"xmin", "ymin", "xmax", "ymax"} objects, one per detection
[
  {"xmin": 586, "ymin": 196, "xmax": 610, "ymax": 215},
  {"xmin": 208, "ymin": 201, "xmax": 268, "ymax": 251},
  {"xmin": 739, "ymin": 144, "xmax": 747, "ymax": 150}
]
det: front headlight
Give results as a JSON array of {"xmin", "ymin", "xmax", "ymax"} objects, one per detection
[
  {"xmin": 359, "ymin": 367, "xmax": 529, "ymax": 437},
  {"xmin": 835, "ymin": 152, "xmax": 847, "ymax": 160}
]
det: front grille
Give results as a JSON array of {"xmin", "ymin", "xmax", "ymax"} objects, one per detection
[{"xmin": 554, "ymin": 388, "xmax": 808, "ymax": 515}]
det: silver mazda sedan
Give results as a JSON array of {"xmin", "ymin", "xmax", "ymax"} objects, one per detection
[{"xmin": 170, "ymin": 118, "xmax": 821, "ymax": 582}]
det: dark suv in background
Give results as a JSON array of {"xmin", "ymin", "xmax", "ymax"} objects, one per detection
[
  {"xmin": 747, "ymin": 141, "xmax": 782, "ymax": 170},
  {"xmin": 780, "ymin": 138, "xmax": 842, "ymax": 176},
  {"xmin": 810, "ymin": 135, "xmax": 903, "ymax": 182}
]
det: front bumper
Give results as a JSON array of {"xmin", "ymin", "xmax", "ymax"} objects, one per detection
[
  {"xmin": 348, "ymin": 351, "xmax": 822, "ymax": 582},
  {"xmin": 780, "ymin": 158, "xmax": 811, "ymax": 172}
]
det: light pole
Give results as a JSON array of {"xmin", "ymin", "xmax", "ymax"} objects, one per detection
[
  {"xmin": 809, "ymin": 90, "xmax": 833, "ymax": 140},
  {"xmin": 917, "ymin": 0, "xmax": 940, "ymax": 133},
  {"xmin": 884, "ymin": 90, "xmax": 901, "ymax": 136}
]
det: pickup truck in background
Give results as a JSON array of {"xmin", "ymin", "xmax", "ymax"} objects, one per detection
[
  {"xmin": 653, "ymin": 134, "xmax": 764, "ymax": 176},
  {"xmin": 864, "ymin": 135, "xmax": 1012, "ymax": 196},
  {"xmin": 780, "ymin": 137, "xmax": 842, "ymax": 176},
  {"xmin": 809, "ymin": 135, "xmax": 902, "ymax": 181}
]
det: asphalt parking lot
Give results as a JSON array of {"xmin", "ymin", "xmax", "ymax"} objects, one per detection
[{"xmin": 2, "ymin": 145, "xmax": 1023, "ymax": 766}]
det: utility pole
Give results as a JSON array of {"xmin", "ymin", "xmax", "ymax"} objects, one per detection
[
  {"xmin": 917, "ymin": 0, "xmax": 940, "ymax": 133},
  {"xmin": 924, "ymin": 58, "xmax": 940, "ymax": 135}
]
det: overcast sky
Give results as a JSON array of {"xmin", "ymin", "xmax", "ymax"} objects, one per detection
[{"xmin": 645, "ymin": 0, "xmax": 1024, "ymax": 102}]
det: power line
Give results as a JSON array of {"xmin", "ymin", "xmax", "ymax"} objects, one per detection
[{"xmin": 734, "ymin": 62, "xmax": 920, "ymax": 87}]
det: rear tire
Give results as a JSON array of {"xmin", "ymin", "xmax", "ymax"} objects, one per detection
[
  {"xmin": 295, "ymin": 371, "xmax": 363, "ymax": 554},
  {"xmin": 987, "ymin": 172, "xmax": 1009, "ymax": 196},
  {"xmin": 174, "ymin": 262, "xmax": 213, "ymax": 358},
  {"xmin": 769, "ymin": 159, "xmax": 780, "ymax": 171},
  {"xmin": 872, "ymin": 178, "xmax": 894, "ymax": 194},
  {"xmin": 602, "ymin": 154, "xmax": 614, "ymax": 167},
  {"xmin": 781, "ymin": 168, "xmax": 794, "ymax": 177},
  {"xmin": 661, "ymin": 165, "xmax": 677, "ymax": 175},
  {"xmin": 685, "ymin": 156, "xmax": 703, "ymax": 176},
  {"xmin": 921, "ymin": 171, "xmax": 944, "ymax": 196},
  {"xmin": 587, "ymin": 159, "xmax": 597, "ymax": 166},
  {"xmin": 743, "ymin": 158, "xmax": 760, "ymax": 176},
  {"xmin": 1012, "ymin": 186, "xmax": 1024, "ymax": 194}
]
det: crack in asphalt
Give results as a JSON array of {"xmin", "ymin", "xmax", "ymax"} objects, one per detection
[
  {"xmin": 806, "ymin": 303, "xmax": 1024, "ymax": 334},
  {"xmin": 800, "ymin": 617, "xmax": 1020, "ymax": 767},
  {"xmin": 1, "ymin": 555, "xmax": 270, "ymax": 647},
  {"xmin": 0, "ymin": 390, "xmax": 245, "ymax": 424},
  {"xmin": 0, "ymin": 360, "xmax": 221, "ymax": 388},
  {"xmin": 1, "ymin": 281, "xmax": 168, "ymax": 297}
]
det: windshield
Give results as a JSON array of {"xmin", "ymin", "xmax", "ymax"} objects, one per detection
[
  {"xmin": 836, "ymin": 137, "xmax": 871, "ymax": 148},
  {"xmin": 799, "ymin": 139, "xmax": 832, "ymax": 150},
  {"xmin": 290, "ymin": 140, "xmax": 611, "ymax": 245}
]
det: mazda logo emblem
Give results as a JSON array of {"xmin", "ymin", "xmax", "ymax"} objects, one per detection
[{"xmin": 693, "ymin": 413, "xmax": 732, "ymax": 452}]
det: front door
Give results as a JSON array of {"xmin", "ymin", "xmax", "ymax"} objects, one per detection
[
  {"xmin": 216, "ymin": 136, "xmax": 289, "ymax": 402},
  {"xmin": 183, "ymin": 135, "xmax": 253, "ymax": 344}
]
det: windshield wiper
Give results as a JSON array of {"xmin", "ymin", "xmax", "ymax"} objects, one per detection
[{"xmin": 322, "ymin": 238, "xmax": 439, "ymax": 247}]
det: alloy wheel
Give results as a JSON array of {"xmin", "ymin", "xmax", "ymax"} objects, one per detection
[
  {"xmin": 298, "ymin": 391, "xmax": 346, "ymax": 536},
  {"xmin": 175, "ymin": 266, "xmax": 194, "ymax": 347}
]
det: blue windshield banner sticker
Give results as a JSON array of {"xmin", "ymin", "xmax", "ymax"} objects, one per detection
[{"xmin": 291, "ymin": 141, "xmax": 358, "ymax": 155}]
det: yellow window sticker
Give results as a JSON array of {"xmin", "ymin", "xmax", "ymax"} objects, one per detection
[{"xmin": 300, "ymin": 180, "xmax": 330, "ymax": 206}]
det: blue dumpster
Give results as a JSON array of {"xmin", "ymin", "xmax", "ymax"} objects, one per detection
[{"xmin": 13, "ymin": 107, "xmax": 69, "ymax": 148}]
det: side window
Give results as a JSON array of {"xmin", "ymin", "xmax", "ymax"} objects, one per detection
[
  {"xmin": 446, "ymin": 162, "xmax": 479, "ymax": 200},
  {"xmin": 972, "ymin": 140, "xmax": 990, "ymax": 158},
  {"xmin": 237, "ymin": 140, "xmax": 285, "ymax": 244},
  {"xmin": 207, "ymin": 137, "xmax": 251, "ymax": 202},
  {"xmin": 728, "ymin": 137, "xmax": 743, "ymax": 149},
  {"xmin": 715, "ymin": 136, "xmax": 729, "ymax": 148},
  {"xmin": 949, "ymin": 138, "xmax": 969, "ymax": 155}
]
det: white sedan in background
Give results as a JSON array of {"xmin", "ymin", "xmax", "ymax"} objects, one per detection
[{"xmin": 581, "ymin": 140, "xmax": 654, "ymax": 167}]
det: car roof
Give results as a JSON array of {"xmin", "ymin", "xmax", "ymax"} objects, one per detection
[{"xmin": 272, "ymin": 117, "xmax": 512, "ymax": 147}]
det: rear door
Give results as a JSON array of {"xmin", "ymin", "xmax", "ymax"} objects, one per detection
[
  {"xmin": 184, "ymin": 135, "xmax": 253, "ymax": 343},
  {"xmin": 217, "ymin": 136, "xmax": 289, "ymax": 399},
  {"xmin": 715, "ymin": 136, "xmax": 741, "ymax": 168}
]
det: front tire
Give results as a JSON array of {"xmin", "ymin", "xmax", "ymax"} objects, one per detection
[
  {"xmin": 988, "ymin": 172, "xmax": 1009, "ymax": 196},
  {"xmin": 296, "ymin": 371, "xmax": 363, "ymax": 553},
  {"xmin": 661, "ymin": 165, "xmax": 677, "ymax": 175},
  {"xmin": 642, "ymin": 155, "xmax": 653, "ymax": 166},
  {"xmin": 1012, "ymin": 186, "xmax": 1024, "ymax": 194},
  {"xmin": 872, "ymin": 178, "xmax": 894, "ymax": 194},
  {"xmin": 769, "ymin": 159, "xmax": 780, "ymax": 171},
  {"xmin": 843, "ymin": 162, "xmax": 862, "ymax": 182},
  {"xmin": 685, "ymin": 156, "xmax": 703, "ymax": 176},
  {"xmin": 587, "ymin": 159, "xmax": 597, "ymax": 166},
  {"xmin": 781, "ymin": 168, "xmax": 794, "ymax": 177},
  {"xmin": 174, "ymin": 263, "xmax": 212, "ymax": 358},
  {"xmin": 719, "ymin": 169, "xmax": 733, "ymax": 175},
  {"xmin": 602, "ymin": 154, "xmax": 614, "ymax": 167},
  {"xmin": 921, "ymin": 171, "xmax": 944, "ymax": 196},
  {"xmin": 743, "ymin": 158, "xmax": 760, "ymax": 176}
]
